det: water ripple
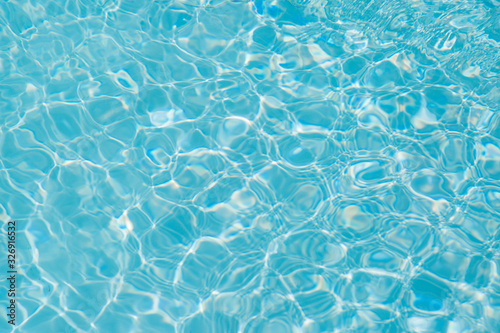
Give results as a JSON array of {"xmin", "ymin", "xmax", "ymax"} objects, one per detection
[{"xmin": 1, "ymin": 0, "xmax": 499, "ymax": 332}]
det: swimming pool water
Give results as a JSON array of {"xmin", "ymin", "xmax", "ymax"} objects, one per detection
[{"xmin": 1, "ymin": 0, "xmax": 500, "ymax": 332}]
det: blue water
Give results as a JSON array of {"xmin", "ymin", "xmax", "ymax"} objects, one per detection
[{"xmin": 1, "ymin": 0, "xmax": 500, "ymax": 332}]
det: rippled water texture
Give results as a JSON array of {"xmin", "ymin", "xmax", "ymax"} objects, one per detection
[{"xmin": 1, "ymin": 0, "xmax": 500, "ymax": 332}]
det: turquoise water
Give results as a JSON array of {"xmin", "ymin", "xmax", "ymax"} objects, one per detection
[{"xmin": 1, "ymin": 0, "xmax": 500, "ymax": 332}]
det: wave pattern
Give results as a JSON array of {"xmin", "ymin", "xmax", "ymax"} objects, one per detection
[{"xmin": 0, "ymin": 0, "xmax": 499, "ymax": 332}]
